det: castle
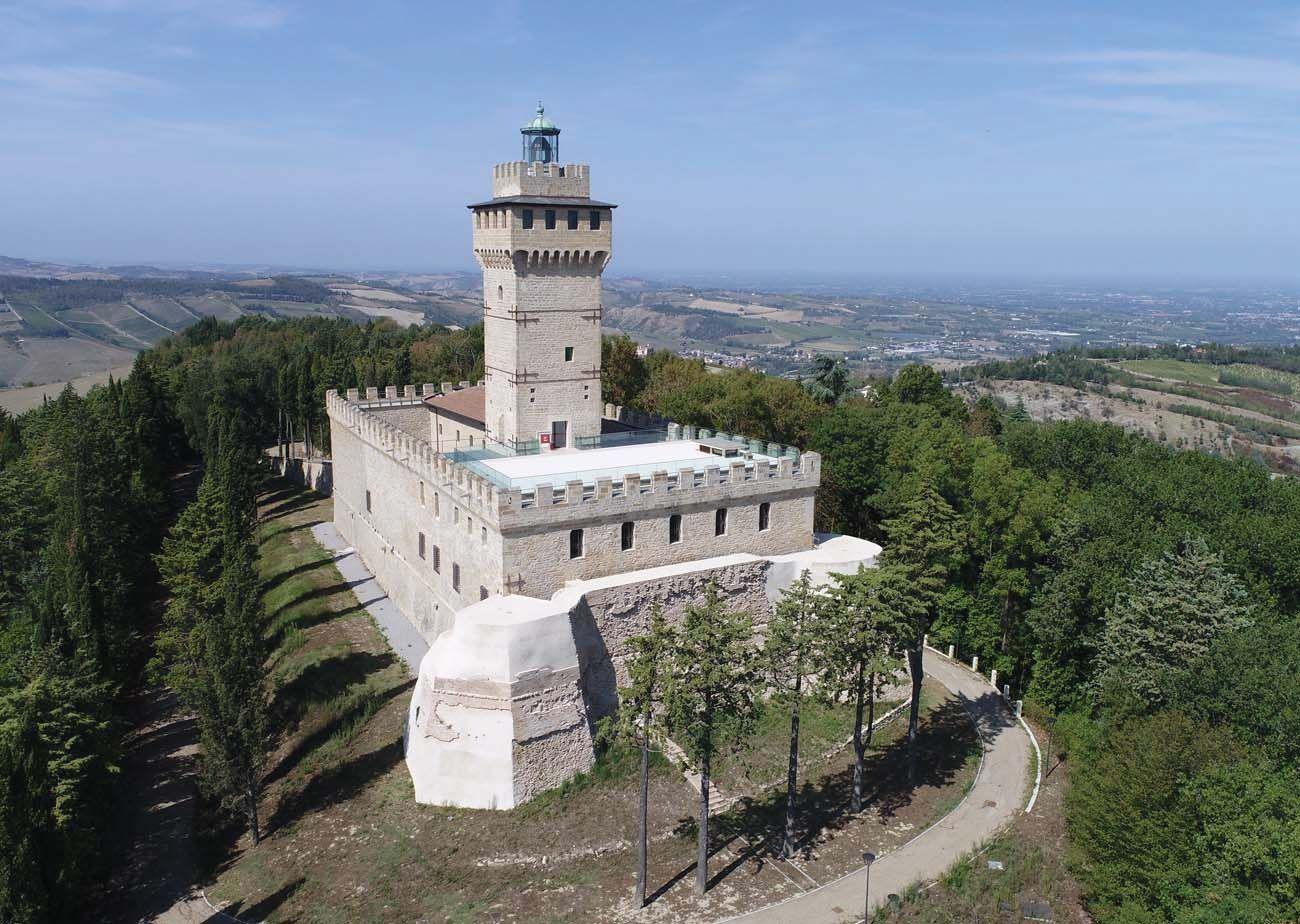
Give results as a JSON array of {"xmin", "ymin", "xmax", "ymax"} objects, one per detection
[{"xmin": 326, "ymin": 105, "xmax": 880, "ymax": 809}]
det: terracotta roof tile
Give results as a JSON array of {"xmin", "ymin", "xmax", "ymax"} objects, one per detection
[{"xmin": 423, "ymin": 385, "xmax": 485, "ymax": 427}]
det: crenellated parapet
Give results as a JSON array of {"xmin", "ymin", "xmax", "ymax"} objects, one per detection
[
  {"xmin": 326, "ymin": 387, "xmax": 505, "ymax": 527},
  {"xmin": 495, "ymin": 449, "xmax": 820, "ymax": 528},
  {"xmin": 492, "ymin": 161, "xmax": 590, "ymax": 198}
]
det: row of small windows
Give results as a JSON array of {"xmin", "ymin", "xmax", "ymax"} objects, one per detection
[
  {"xmin": 569, "ymin": 503, "xmax": 771, "ymax": 559},
  {"xmin": 476, "ymin": 208, "xmax": 605, "ymax": 231},
  {"xmin": 521, "ymin": 209, "xmax": 603, "ymax": 231},
  {"xmin": 418, "ymin": 533, "xmax": 488, "ymax": 600},
  {"xmin": 372, "ymin": 486, "xmax": 490, "ymax": 601}
]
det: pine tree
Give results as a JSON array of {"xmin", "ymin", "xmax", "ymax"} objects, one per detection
[
  {"xmin": 1095, "ymin": 535, "xmax": 1253, "ymax": 713},
  {"xmin": 823, "ymin": 565, "xmax": 910, "ymax": 812},
  {"xmin": 664, "ymin": 585, "xmax": 760, "ymax": 896},
  {"xmin": 601, "ymin": 605, "xmax": 676, "ymax": 908},
  {"xmin": 881, "ymin": 480, "xmax": 965, "ymax": 782},
  {"xmin": 764, "ymin": 570, "xmax": 825, "ymax": 858}
]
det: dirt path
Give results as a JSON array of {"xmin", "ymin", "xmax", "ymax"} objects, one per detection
[
  {"xmin": 95, "ymin": 686, "xmax": 216, "ymax": 924},
  {"xmin": 721, "ymin": 650, "xmax": 1035, "ymax": 923}
]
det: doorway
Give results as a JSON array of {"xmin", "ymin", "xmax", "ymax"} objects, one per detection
[{"xmin": 551, "ymin": 420, "xmax": 568, "ymax": 449}]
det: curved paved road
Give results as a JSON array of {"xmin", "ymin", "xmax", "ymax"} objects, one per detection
[{"xmin": 721, "ymin": 650, "xmax": 1034, "ymax": 924}]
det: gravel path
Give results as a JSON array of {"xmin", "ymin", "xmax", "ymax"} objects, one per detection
[{"xmin": 310, "ymin": 521, "xmax": 429, "ymax": 675}]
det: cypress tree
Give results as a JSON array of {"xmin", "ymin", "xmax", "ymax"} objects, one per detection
[{"xmin": 664, "ymin": 585, "xmax": 760, "ymax": 896}]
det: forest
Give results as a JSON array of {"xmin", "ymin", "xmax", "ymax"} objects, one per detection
[{"xmin": 0, "ymin": 315, "xmax": 1296, "ymax": 923}]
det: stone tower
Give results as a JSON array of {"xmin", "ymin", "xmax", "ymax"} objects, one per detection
[{"xmin": 470, "ymin": 103, "xmax": 616, "ymax": 451}]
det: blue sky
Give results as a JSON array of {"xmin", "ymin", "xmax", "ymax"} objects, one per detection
[{"xmin": 1, "ymin": 1, "xmax": 1298, "ymax": 280}]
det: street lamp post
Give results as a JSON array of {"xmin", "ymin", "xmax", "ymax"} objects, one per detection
[{"xmin": 862, "ymin": 851, "xmax": 876, "ymax": 922}]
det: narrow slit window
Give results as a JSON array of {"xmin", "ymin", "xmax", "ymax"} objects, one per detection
[
  {"xmin": 418, "ymin": 532, "xmax": 426, "ymax": 559},
  {"xmin": 715, "ymin": 507, "xmax": 728, "ymax": 536},
  {"xmin": 621, "ymin": 521, "xmax": 634, "ymax": 551},
  {"xmin": 569, "ymin": 528, "xmax": 584, "ymax": 559},
  {"xmin": 452, "ymin": 563, "xmax": 461, "ymax": 592},
  {"xmin": 432, "ymin": 545, "xmax": 440, "ymax": 573},
  {"xmin": 669, "ymin": 514, "xmax": 682, "ymax": 544},
  {"xmin": 759, "ymin": 502, "xmax": 771, "ymax": 531},
  {"xmin": 365, "ymin": 489, "xmax": 372, "ymax": 513}
]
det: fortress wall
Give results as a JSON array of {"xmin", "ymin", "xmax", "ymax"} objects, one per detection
[
  {"xmin": 502, "ymin": 490, "xmax": 812, "ymax": 600},
  {"xmin": 564, "ymin": 557, "xmax": 774, "ymax": 723},
  {"xmin": 369, "ymin": 403, "xmax": 430, "ymax": 440},
  {"xmin": 328, "ymin": 396, "xmax": 508, "ymax": 642}
]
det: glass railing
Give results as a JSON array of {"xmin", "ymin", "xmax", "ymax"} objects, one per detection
[{"xmin": 574, "ymin": 428, "xmax": 670, "ymax": 450}]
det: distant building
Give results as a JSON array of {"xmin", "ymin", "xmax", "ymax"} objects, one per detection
[{"xmin": 325, "ymin": 105, "xmax": 878, "ymax": 809}]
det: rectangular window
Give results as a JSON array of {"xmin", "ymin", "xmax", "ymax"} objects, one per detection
[
  {"xmin": 669, "ymin": 514, "xmax": 682, "ymax": 544},
  {"xmin": 467, "ymin": 516, "xmax": 473, "ymax": 534},
  {"xmin": 621, "ymin": 521, "xmax": 635, "ymax": 551},
  {"xmin": 365, "ymin": 489, "xmax": 372, "ymax": 513},
  {"xmin": 522, "ymin": 208, "xmax": 534, "ymax": 229},
  {"xmin": 564, "ymin": 346, "xmax": 574, "ymax": 362},
  {"xmin": 570, "ymin": 528, "xmax": 584, "ymax": 559},
  {"xmin": 590, "ymin": 209, "xmax": 601, "ymax": 230},
  {"xmin": 418, "ymin": 532, "xmax": 426, "ymax": 559},
  {"xmin": 759, "ymin": 502, "xmax": 771, "ymax": 531},
  {"xmin": 481, "ymin": 526, "xmax": 487, "ymax": 544},
  {"xmin": 567, "ymin": 209, "xmax": 578, "ymax": 230},
  {"xmin": 544, "ymin": 209, "xmax": 556, "ymax": 229},
  {"xmin": 454, "ymin": 507, "xmax": 460, "ymax": 524},
  {"xmin": 419, "ymin": 481, "xmax": 425, "ymax": 506},
  {"xmin": 480, "ymin": 586, "xmax": 489, "ymax": 601},
  {"xmin": 434, "ymin": 493, "xmax": 440, "ymax": 519},
  {"xmin": 715, "ymin": 507, "xmax": 728, "ymax": 536},
  {"xmin": 452, "ymin": 563, "xmax": 460, "ymax": 592},
  {"xmin": 432, "ymin": 545, "xmax": 440, "ymax": 573}
]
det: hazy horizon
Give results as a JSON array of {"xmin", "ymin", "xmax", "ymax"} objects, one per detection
[{"xmin": 3, "ymin": 2, "xmax": 1299, "ymax": 280}]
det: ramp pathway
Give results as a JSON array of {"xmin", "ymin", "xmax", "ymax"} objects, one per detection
[
  {"xmin": 311, "ymin": 521, "xmax": 429, "ymax": 675},
  {"xmin": 720, "ymin": 650, "xmax": 1035, "ymax": 924}
]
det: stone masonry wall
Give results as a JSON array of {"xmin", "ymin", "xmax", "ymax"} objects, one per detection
[
  {"xmin": 329, "ymin": 413, "xmax": 506, "ymax": 641},
  {"xmin": 503, "ymin": 491, "xmax": 812, "ymax": 599},
  {"xmin": 369, "ymin": 404, "xmax": 430, "ymax": 440},
  {"xmin": 566, "ymin": 558, "xmax": 774, "ymax": 723}
]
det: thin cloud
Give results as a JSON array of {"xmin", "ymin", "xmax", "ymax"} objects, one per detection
[
  {"xmin": 0, "ymin": 64, "xmax": 166, "ymax": 98},
  {"xmin": 1053, "ymin": 49, "xmax": 1300, "ymax": 93}
]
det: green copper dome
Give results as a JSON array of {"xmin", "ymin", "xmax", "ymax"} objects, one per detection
[{"xmin": 521, "ymin": 102, "xmax": 559, "ymax": 134}]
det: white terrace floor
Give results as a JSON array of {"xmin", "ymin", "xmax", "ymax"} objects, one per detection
[{"xmin": 478, "ymin": 439, "xmax": 782, "ymax": 491}]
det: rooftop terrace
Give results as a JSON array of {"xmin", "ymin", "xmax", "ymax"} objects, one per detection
[{"xmin": 474, "ymin": 439, "xmax": 783, "ymax": 492}]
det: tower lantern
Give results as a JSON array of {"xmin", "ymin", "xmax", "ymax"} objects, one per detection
[{"xmin": 521, "ymin": 101, "xmax": 560, "ymax": 164}]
